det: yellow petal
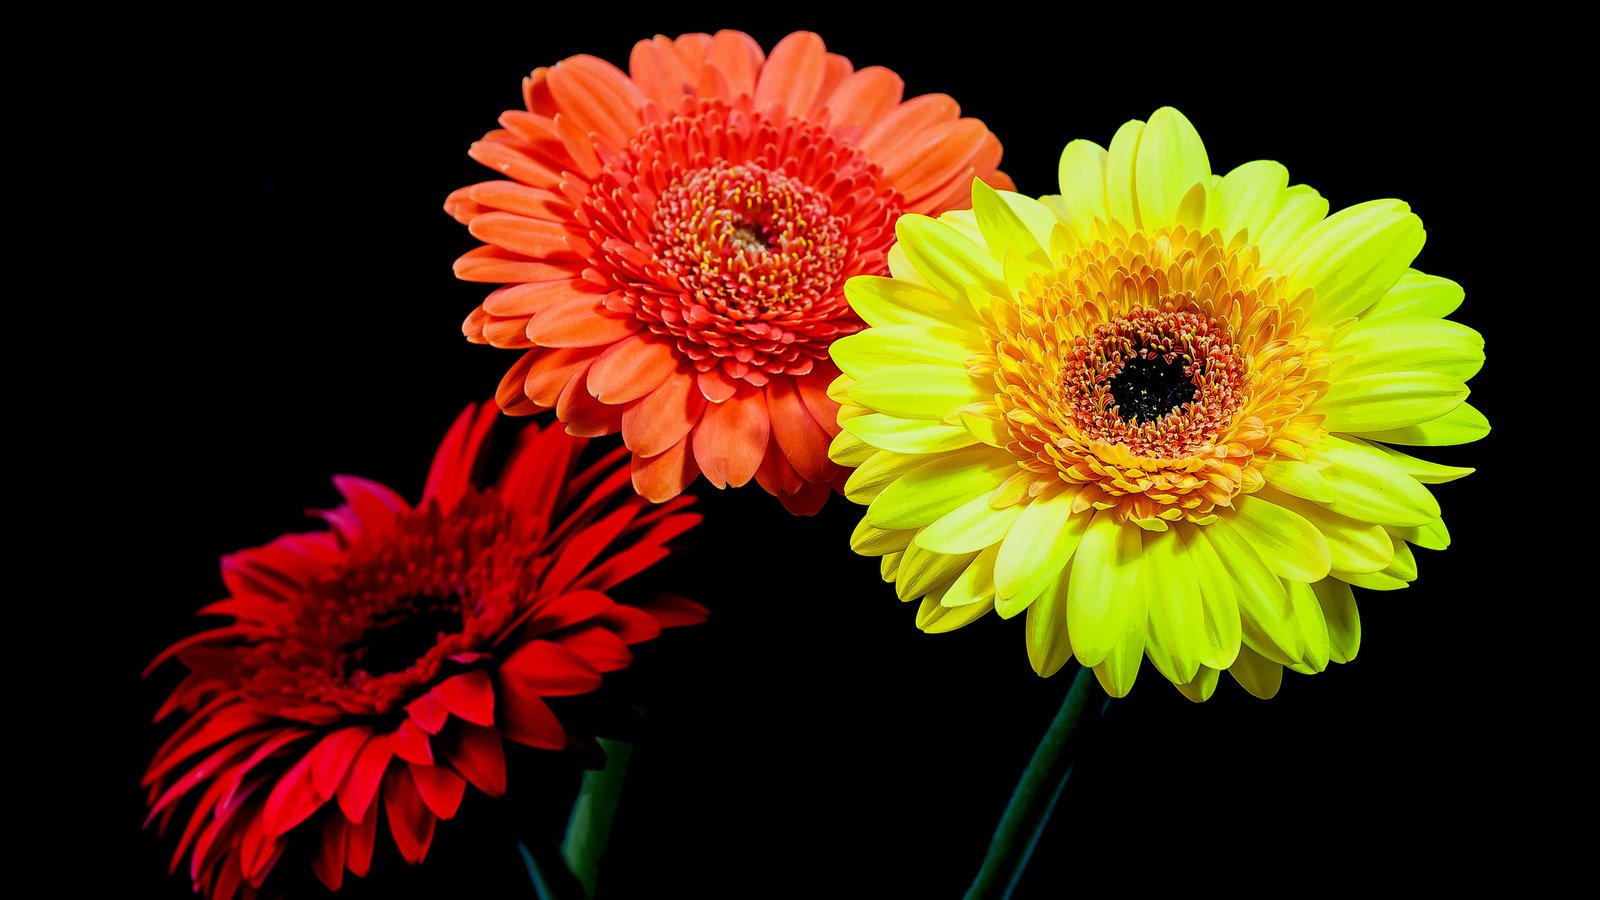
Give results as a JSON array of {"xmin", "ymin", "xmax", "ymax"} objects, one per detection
[
  {"xmin": 1142, "ymin": 528, "xmax": 1204, "ymax": 684},
  {"xmin": 1254, "ymin": 185, "xmax": 1328, "ymax": 264},
  {"xmin": 1320, "ymin": 371, "xmax": 1470, "ymax": 434},
  {"xmin": 1355, "ymin": 439, "xmax": 1475, "ymax": 484},
  {"xmin": 842, "ymin": 413, "xmax": 979, "ymax": 454},
  {"xmin": 1176, "ymin": 525, "xmax": 1242, "ymax": 670},
  {"xmin": 942, "ymin": 544, "xmax": 1000, "ymax": 608},
  {"xmin": 1173, "ymin": 666, "xmax": 1221, "ymax": 703},
  {"xmin": 972, "ymin": 179, "xmax": 1050, "ymax": 267},
  {"xmin": 1066, "ymin": 510, "xmax": 1144, "ymax": 668},
  {"xmin": 1317, "ymin": 436, "xmax": 1441, "ymax": 527},
  {"xmin": 1389, "ymin": 517, "xmax": 1450, "ymax": 551},
  {"xmin": 1262, "ymin": 459, "xmax": 1334, "ymax": 503},
  {"xmin": 1228, "ymin": 495, "xmax": 1332, "ymax": 583},
  {"xmin": 1134, "ymin": 107, "xmax": 1210, "ymax": 232},
  {"xmin": 1360, "ymin": 271, "xmax": 1464, "ymax": 321},
  {"xmin": 1355, "ymin": 402, "xmax": 1489, "ymax": 447},
  {"xmin": 1333, "ymin": 569, "xmax": 1408, "ymax": 591},
  {"xmin": 1337, "ymin": 316, "xmax": 1485, "ymax": 381},
  {"xmin": 1203, "ymin": 523, "xmax": 1309, "ymax": 667},
  {"xmin": 830, "ymin": 325, "xmax": 985, "ymax": 381},
  {"xmin": 995, "ymin": 490, "xmax": 1091, "ymax": 604},
  {"xmin": 848, "ymin": 364, "xmax": 988, "ymax": 420},
  {"xmin": 1282, "ymin": 199, "xmax": 1426, "ymax": 324},
  {"xmin": 895, "ymin": 542, "xmax": 976, "ymax": 601},
  {"xmin": 844, "ymin": 449, "xmax": 921, "ymax": 504},
  {"xmin": 1312, "ymin": 579, "xmax": 1361, "ymax": 664},
  {"xmin": 1257, "ymin": 488, "xmax": 1394, "ymax": 575},
  {"xmin": 916, "ymin": 491, "xmax": 1025, "ymax": 555},
  {"xmin": 1025, "ymin": 570, "xmax": 1074, "ymax": 677},
  {"xmin": 917, "ymin": 592, "xmax": 993, "ymax": 633},
  {"xmin": 894, "ymin": 214, "xmax": 1004, "ymax": 301},
  {"xmin": 866, "ymin": 445, "xmax": 1013, "ymax": 529},
  {"xmin": 1228, "ymin": 645, "xmax": 1284, "ymax": 699},
  {"xmin": 1056, "ymin": 139, "xmax": 1109, "ymax": 238},
  {"xmin": 844, "ymin": 274, "xmax": 980, "ymax": 328},
  {"xmin": 1214, "ymin": 160, "xmax": 1289, "ymax": 244},
  {"xmin": 849, "ymin": 517, "xmax": 913, "ymax": 556},
  {"xmin": 1103, "ymin": 119, "xmax": 1145, "ymax": 227},
  {"xmin": 828, "ymin": 427, "xmax": 877, "ymax": 467}
]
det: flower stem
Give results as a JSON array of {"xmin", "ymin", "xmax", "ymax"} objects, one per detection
[
  {"xmin": 516, "ymin": 830, "xmax": 587, "ymax": 900},
  {"xmin": 561, "ymin": 737, "xmax": 634, "ymax": 898},
  {"xmin": 965, "ymin": 665, "xmax": 1106, "ymax": 900}
]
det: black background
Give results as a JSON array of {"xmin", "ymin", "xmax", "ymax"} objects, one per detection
[{"xmin": 88, "ymin": 11, "xmax": 1547, "ymax": 898}]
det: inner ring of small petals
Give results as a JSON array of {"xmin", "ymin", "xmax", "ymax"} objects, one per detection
[
  {"xmin": 1061, "ymin": 305, "xmax": 1245, "ymax": 458},
  {"xmin": 652, "ymin": 161, "xmax": 848, "ymax": 322}
]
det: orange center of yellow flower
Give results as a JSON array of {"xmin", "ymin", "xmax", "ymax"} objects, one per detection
[{"xmin": 985, "ymin": 226, "xmax": 1328, "ymax": 524}]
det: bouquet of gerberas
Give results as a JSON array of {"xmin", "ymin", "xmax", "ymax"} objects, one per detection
[{"xmin": 142, "ymin": 29, "xmax": 1486, "ymax": 900}]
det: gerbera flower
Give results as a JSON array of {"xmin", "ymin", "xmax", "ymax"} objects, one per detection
[
  {"xmin": 143, "ymin": 404, "xmax": 703, "ymax": 898},
  {"xmin": 829, "ymin": 107, "xmax": 1486, "ymax": 700},
  {"xmin": 447, "ymin": 30, "xmax": 1011, "ymax": 514}
]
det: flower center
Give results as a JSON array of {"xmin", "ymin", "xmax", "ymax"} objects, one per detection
[
  {"xmin": 1060, "ymin": 306, "xmax": 1245, "ymax": 458},
  {"xmin": 1107, "ymin": 354, "xmax": 1199, "ymax": 423},
  {"xmin": 651, "ymin": 161, "xmax": 848, "ymax": 317},
  {"xmin": 347, "ymin": 593, "xmax": 463, "ymax": 677}
]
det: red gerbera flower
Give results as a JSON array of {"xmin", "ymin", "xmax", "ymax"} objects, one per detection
[
  {"xmin": 143, "ymin": 404, "xmax": 704, "ymax": 899},
  {"xmin": 447, "ymin": 30, "xmax": 1012, "ymax": 514}
]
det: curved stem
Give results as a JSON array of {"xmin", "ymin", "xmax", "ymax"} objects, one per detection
[
  {"xmin": 965, "ymin": 665, "xmax": 1106, "ymax": 900},
  {"xmin": 561, "ymin": 737, "xmax": 633, "ymax": 897}
]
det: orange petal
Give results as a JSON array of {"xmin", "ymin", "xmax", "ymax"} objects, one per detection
[
  {"xmin": 525, "ymin": 347, "xmax": 598, "ymax": 407},
  {"xmin": 697, "ymin": 367, "xmax": 739, "ymax": 403},
  {"xmin": 467, "ymin": 139, "xmax": 560, "ymax": 188},
  {"xmin": 753, "ymin": 31, "xmax": 827, "ymax": 116},
  {"xmin": 778, "ymin": 481, "xmax": 831, "ymax": 516},
  {"xmin": 705, "ymin": 30, "xmax": 764, "ymax": 100},
  {"xmin": 629, "ymin": 36, "xmax": 694, "ymax": 109},
  {"xmin": 860, "ymin": 93, "xmax": 959, "ymax": 160},
  {"xmin": 481, "ymin": 317, "xmax": 534, "ymax": 349},
  {"xmin": 460, "ymin": 181, "xmax": 570, "ymax": 220},
  {"xmin": 496, "ymin": 353, "xmax": 542, "ymax": 416},
  {"xmin": 692, "ymin": 387, "xmax": 771, "ymax": 489},
  {"xmin": 523, "ymin": 67, "xmax": 558, "ymax": 117},
  {"xmin": 815, "ymin": 54, "xmax": 854, "ymax": 112},
  {"xmin": 483, "ymin": 279, "xmax": 592, "ymax": 318},
  {"xmin": 586, "ymin": 334, "xmax": 681, "ymax": 404},
  {"xmin": 881, "ymin": 118, "xmax": 991, "ymax": 208},
  {"xmin": 468, "ymin": 212, "xmax": 577, "ymax": 260},
  {"xmin": 453, "ymin": 246, "xmax": 578, "ymax": 284},
  {"xmin": 822, "ymin": 66, "xmax": 904, "ymax": 133},
  {"xmin": 545, "ymin": 55, "xmax": 647, "ymax": 151},
  {"xmin": 795, "ymin": 364, "xmax": 843, "ymax": 437},
  {"xmin": 622, "ymin": 372, "xmax": 706, "ymax": 457},
  {"xmin": 631, "ymin": 435, "xmax": 699, "ymax": 503},
  {"xmin": 754, "ymin": 433, "xmax": 804, "ymax": 497},
  {"xmin": 524, "ymin": 292, "xmax": 640, "ymax": 348},
  {"xmin": 556, "ymin": 368, "xmax": 622, "ymax": 437},
  {"xmin": 767, "ymin": 375, "xmax": 835, "ymax": 482}
]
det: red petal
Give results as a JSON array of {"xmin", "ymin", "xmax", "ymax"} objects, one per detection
[
  {"xmin": 262, "ymin": 757, "xmax": 325, "ymax": 838},
  {"xmin": 382, "ymin": 767, "xmax": 437, "ymax": 865},
  {"xmin": 628, "ymin": 35, "xmax": 694, "ymax": 109},
  {"xmin": 422, "ymin": 403, "xmax": 499, "ymax": 510},
  {"xmin": 587, "ymin": 334, "xmax": 681, "ymax": 404},
  {"xmin": 238, "ymin": 813, "xmax": 281, "ymax": 883},
  {"xmin": 621, "ymin": 371, "xmax": 705, "ymax": 458},
  {"xmin": 501, "ymin": 640, "xmax": 603, "ymax": 696},
  {"xmin": 541, "ymin": 505, "xmax": 641, "ymax": 595},
  {"xmin": 404, "ymin": 694, "xmax": 450, "ymax": 734},
  {"xmin": 390, "ymin": 719, "xmax": 434, "ymax": 765},
  {"xmin": 313, "ymin": 815, "xmax": 347, "ymax": 891},
  {"xmin": 409, "ymin": 763, "xmax": 467, "ymax": 820},
  {"xmin": 778, "ymin": 481, "xmax": 832, "ymax": 516},
  {"xmin": 693, "ymin": 387, "xmax": 771, "ymax": 488},
  {"xmin": 753, "ymin": 31, "xmax": 827, "ymax": 115},
  {"xmin": 631, "ymin": 436, "xmax": 698, "ymax": 502},
  {"xmin": 431, "ymin": 671, "xmax": 495, "ymax": 727},
  {"xmin": 766, "ymin": 375, "xmax": 834, "ymax": 482},
  {"xmin": 443, "ymin": 723, "xmax": 507, "ymax": 797},
  {"xmin": 499, "ymin": 685, "xmax": 569, "ymax": 750},
  {"xmin": 638, "ymin": 592, "xmax": 710, "ymax": 628},
  {"xmin": 520, "ymin": 589, "xmax": 614, "ymax": 637},
  {"xmin": 454, "ymin": 245, "xmax": 578, "ymax": 283},
  {"xmin": 328, "ymin": 475, "xmax": 407, "ymax": 536},
  {"xmin": 796, "ymin": 364, "xmax": 843, "ymax": 437},
  {"xmin": 561, "ymin": 625, "xmax": 634, "ymax": 673},
  {"xmin": 307, "ymin": 727, "xmax": 372, "ymax": 800},
  {"xmin": 336, "ymin": 736, "xmax": 392, "ymax": 823},
  {"xmin": 344, "ymin": 801, "xmax": 379, "ymax": 877}
]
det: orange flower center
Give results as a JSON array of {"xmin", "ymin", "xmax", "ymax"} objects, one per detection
[
  {"xmin": 984, "ymin": 226, "xmax": 1328, "ymax": 524},
  {"xmin": 583, "ymin": 98, "xmax": 900, "ymax": 382}
]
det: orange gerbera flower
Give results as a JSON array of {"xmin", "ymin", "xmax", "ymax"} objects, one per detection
[{"xmin": 447, "ymin": 30, "xmax": 1011, "ymax": 514}]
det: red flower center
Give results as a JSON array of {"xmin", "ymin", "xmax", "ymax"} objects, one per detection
[
  {"xmin": 583, "ymin": 98, "xmax": 902, "ymax": 382},
  {"xmin": 344, "ymin": 592, "xmax": 464, "ymax": 678}
]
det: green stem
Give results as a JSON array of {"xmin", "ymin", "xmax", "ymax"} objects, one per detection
[
  {"xmin": 516, "ymin": 831, "xmax": 587, "ymax": 900},
  {"xmin": 965, "ymin": 665, "xmax": 1106, "ymax": 900},
  {"xmin": 561, "ymin": 738, "xmax": 634, "ymax": 898}
]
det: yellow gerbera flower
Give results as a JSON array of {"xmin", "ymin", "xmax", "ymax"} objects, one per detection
[{"xmin": 828, "ymin": 107, "xmax": 1486, "ymax": 701}]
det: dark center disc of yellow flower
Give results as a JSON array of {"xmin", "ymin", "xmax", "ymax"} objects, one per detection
[
  {"xmin": 348, "ymin": 594, "xmax": 463, "ymax": 676},
  {"xmin": 1107, "ymin": 353, "xmax": 1199, "ymax": 424}
]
